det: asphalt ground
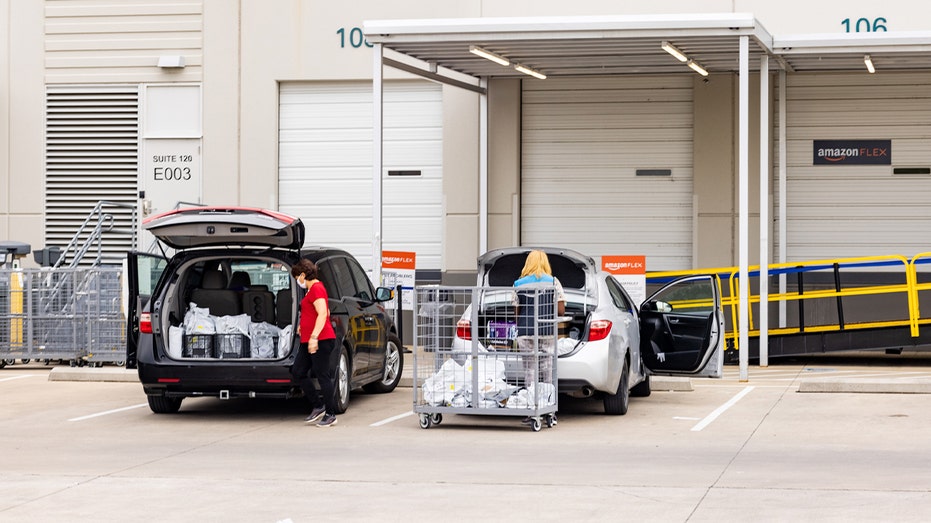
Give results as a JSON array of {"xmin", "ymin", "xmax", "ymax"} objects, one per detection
[{"xmin": 2, "ymin": 354, "xmax": 931, "ymax": 522}]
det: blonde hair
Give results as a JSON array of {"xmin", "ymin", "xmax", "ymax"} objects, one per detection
[{"xmin": 520, "ymin": 250, "xmax": 552, "ymax": 279}]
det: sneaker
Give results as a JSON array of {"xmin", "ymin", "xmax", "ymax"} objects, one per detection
[
  {"xmin": 304, "ymin": 406, "xmax": 326, "ymax": 424},
  {"xmin": 316, "ymin": 414, "xmax": 337, "ymax": 427}
]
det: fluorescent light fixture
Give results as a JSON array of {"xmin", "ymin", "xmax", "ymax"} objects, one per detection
[
  {"xmin": 661, "ymin": 41, "xmax": 688, "ymax": 63},
  {"xmin": 864, "ymin": 54, "xmax": 875, "ymax": 74},
  {"xmin": 687, "ymin": 59, "xmax": 709, "ymax": 77},
  {"xmin": 514, "ymin": 64, "xmax": 546, "ymax": 80},
  {"xmin": 469, "ymin": 45, "xmax": 509, "ymax": 66}
]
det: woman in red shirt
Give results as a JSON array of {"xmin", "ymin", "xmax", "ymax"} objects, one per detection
[{"xmin": 290, "ymin": 259, "xmax": 338, "ymax": 427}]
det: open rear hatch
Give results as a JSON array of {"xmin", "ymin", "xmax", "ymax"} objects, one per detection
[{"xmin": 144, "ymin": 207, "xmax": 305, "ymax": 250}]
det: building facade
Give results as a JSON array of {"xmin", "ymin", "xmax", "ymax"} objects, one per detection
[{"xmin": 1, "ymin": 1, "xmax": 929, "ymax": 282}]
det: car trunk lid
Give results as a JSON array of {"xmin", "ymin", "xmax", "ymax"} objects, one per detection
[{"xmin": 144, "ymin": 207, "xmax": 305, "ymax": 250}]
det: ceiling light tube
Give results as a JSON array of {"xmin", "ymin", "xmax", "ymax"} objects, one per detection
[
  {"xmin": 515, "ymin": 64, "xmax": 546, "ymax": 80},
  {"xmin": 661, "ymin": 41, "xmax": 689, "ymax": 62},
  {"xmin": 687, "ymin": 59, "xmax": 709, "ymax": 77},
  {"xmin": 864, "ymin": 54, "xmax": 875, "ymax": 74},
  {"xmin": 469, "ymin": 45, "xmax": 509, "ymax": 66}
]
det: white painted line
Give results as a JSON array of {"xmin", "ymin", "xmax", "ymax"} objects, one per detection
[
  {"xmin": 69, "ymin": 403, "xmax": 148, "ymax": 422},
  {"xmin": 0, "ymin": 374, "xmax": 35, "ymax": 383},
  {"xmin": 370, "ymin": 410, "xmax": 414, "ymax": 427},
  {"xmin": 673, "ymin": 416, "xmax": 701, "ymax": 421},
  {"xmin": 691, "ymin": 386, "xmax": 755, "ymax": 432}
]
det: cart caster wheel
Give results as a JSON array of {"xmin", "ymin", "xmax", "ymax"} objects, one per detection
[
  {"xmin": 0, "ymin": 360, "xmax": 6, "ymax": 369},
  {"xmin": 2, "ymin": 358, "xmax": 14, "ymax": 366},
  {"xmin": 21, "ymin": 359, "xmax": 30, "ymax": 364},
  {"xmin": 430, "ymin": 413, "xmax": 443, "ymax": 426},
  {"xmin": 546, "ymin": 414, "xmax": 557, "ymax": 428},
  {"xmin": 69, "ymin": 360, "xmax": 77, "ymax": 367},
  {"xmin": 531, "ymin": 418, "xmax": 542, "ymax": 432},
  {"xmin": 419, "ymin": 414, "xmax": 433, "ymax": 429}
]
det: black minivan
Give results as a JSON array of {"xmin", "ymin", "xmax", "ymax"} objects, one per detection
[{"xmin": 126, "ymin": 207, "xmax": 403, "ymax": 414}]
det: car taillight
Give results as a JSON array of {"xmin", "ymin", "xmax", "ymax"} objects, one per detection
[
  {"xmin": 456, "ymin": 319, "xmax": 471, "ymax": 340},
  {"xmin": 587, "ymin": 319, "xmax": 612, "ymax": 341},
  {"xmin": 140, "ymin": 312, "xmax": 153, "ymax": 334}
]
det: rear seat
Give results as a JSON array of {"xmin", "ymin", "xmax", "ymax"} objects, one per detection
[
  {"xmin": 276, "ymin": 288, "xmax": 292, "ymax": 328},
  {"xmin": 243, "ymin": 286, "xmax": 276, "ymax": 324},
  {"xmin": 191, "ymin": 270, "xmax": 241, "ymax": 317}
]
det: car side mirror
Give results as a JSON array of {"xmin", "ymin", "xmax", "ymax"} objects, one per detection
[
  {"xmin": 643, "ymin": 300, "xmax": 673, "ymax": 313},
  {"xmin": 375, "ymin": 286, "xmax": 394, "ymax": 302}
]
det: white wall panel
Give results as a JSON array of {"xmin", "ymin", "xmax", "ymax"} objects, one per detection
[{"xmin": 44, "ymin": 0, "xmax": 203, "ymax": 83}]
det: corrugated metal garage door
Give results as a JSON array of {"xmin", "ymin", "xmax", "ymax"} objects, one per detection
[
  {"xmin": 279, "ymin": 81, "xmax": 442, "ymax": 272},
  {"xmin": 779, "ymin": 72, "xmax": 931, "ymax": 261},
  {"xmin": 521, "ymin": 76, "xmax": 694, "ymax": 271}
]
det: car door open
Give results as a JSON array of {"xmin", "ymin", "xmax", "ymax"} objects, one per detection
[
  {"xmin": 639, "ymin": 274, "xmax": 724, "ymax": 378},
  {"xmin": 125, "ymin": 251, "xmax": 168, "ymax": 368}
]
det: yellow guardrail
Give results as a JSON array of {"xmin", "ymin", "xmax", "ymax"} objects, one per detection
[{"xmin": 648, "ymin": 254, "xmax": 931, "ymax": 351}]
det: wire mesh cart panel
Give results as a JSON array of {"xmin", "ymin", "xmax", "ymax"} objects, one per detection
[{"xmin": 414, "ymin": 285, "xmax": 558, "ymax": 431}]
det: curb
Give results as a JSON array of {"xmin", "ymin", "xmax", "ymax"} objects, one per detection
[
  {"xmin": 798, "ymin": 379, "xmax": 931, "ymax": 394},
  {"xmin": 48, "ymin": 367, "xmax": 138, "ymax": 383}
]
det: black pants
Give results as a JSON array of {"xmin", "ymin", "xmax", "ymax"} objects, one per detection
[{"xmin": 291, "ymin": 338, "xmax": 338, "ymax": 415}]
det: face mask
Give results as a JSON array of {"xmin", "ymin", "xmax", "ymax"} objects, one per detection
[{"xmin": 297, "ymin": 279, "xmax": 307, "ymax": 290}]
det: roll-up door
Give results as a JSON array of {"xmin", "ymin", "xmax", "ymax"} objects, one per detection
[
  {"xmin": 279, "ymin": 81, "xmax": 442, "ymax": 273},
  {"xmin": 521, "ymin": 76, "xmax": 694, "ymax": 271},
  {"xmin": 779, "ymin": 72, "xmax": 931, "ymax": 261}
]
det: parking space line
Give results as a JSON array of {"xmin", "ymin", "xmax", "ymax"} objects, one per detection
[
  {"xmin": 370, "ymin": 410, "xmax": 414, "ymax": 427},
  {"xmin": 0, "ymin": 374, "xmax": 35, "ymax": 383},
  {"xmin": 68, "ymin": 403, "xmax": 148, "ymax": 422},
  {"xmin": 691, "ymin": 386, "xmax": 755, "ymax": 432}
]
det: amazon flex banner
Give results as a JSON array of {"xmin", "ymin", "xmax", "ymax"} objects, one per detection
[
  {"xmin": 602, "ymin": 255, "xmax": 646, "ymax": 306},
  {"xmin": 814, "ymin": 140, "xmax": 891, "ymax": 165},
  {"xmin": 382, "ymin": 251, "xmax": 415, "ymax": 311}
]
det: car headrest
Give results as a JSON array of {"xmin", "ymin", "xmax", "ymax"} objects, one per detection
[
  {"xmin": 228, "ymin": 271, "xmax": 251, "ymax": 290},
  {"xmin": 201, "ymin": 270, "xmax": 228, "ymax": 289}
]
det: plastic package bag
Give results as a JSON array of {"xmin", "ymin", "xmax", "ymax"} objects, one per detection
[
  {"xmin": 184, "ymin": 303, "xmax": 215, "ymax": 335},
  {"xmin": 215, "ymin": 314, "xmax": 252, "ymax": 357},
  {"xmin": 422, "ymin": 358, "xmax": 469, "ymax": 406},
  {"xmin": 250, "ymin": 321, "xmax": 280, "ymax": 358},
  {"xmin": 557, "ymin": 337, "xmax": 578, "ymax": 356},
  {"xmin": 167, "ymin": 325, "xmax": 183, "ymax": 359},
  {"xmin": 277, "ymin": 325, "xmax": 293, "ymax": 356}
]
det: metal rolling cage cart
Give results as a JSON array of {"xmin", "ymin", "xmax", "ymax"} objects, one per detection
[
  {"xmin": 414, "ymin": 285, "xmax": 558, "ymax": 431},
  {"xmin": 0, "ymin": 267, "xmax": 126, "ymax": 367}
]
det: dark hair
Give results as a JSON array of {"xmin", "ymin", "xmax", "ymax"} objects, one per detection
[{"xmin": 290, "ymin": 259, "xmax": 318, "ymax": 280}]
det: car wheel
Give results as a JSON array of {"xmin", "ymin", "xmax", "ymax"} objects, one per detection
[
  {"xmin": 630, "ymin": 373, "xmax": 652, "ymax": 398},
  {"xmin": 334, "ymin": 345, "xmax": 351, "ymax": 414},
  {"xmin": 603, "ymin": 356, "xmax": 630, "ymax": 415},
  {"xmin": 363, "ymin": 333, "xmax": 404, "ymax": 394},
  {"xmin": 147, "ymin": 395, "xmax": 182, "ymax": 414}
]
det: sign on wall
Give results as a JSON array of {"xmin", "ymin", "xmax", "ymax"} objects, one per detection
[
  {"xmin": 602, "ymin": 255, "xmax": 647, "ymax": 306},
  {"xmin": 813, "ymin": 139, "xmax": 891, "ymax": 165},
  {"xmin": 382, "ymin": 250, "xmax": 416, "ymax": 311}
]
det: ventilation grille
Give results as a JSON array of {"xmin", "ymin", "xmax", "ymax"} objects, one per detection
[{"xmin": 46, "ymin": 86, "xmax": 139, "ymax": 264}]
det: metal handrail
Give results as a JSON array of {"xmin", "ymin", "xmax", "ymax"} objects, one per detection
[
  {"xmin": 648, "ymin": 254, "xmax": 928, "ymax": 351},
  {"xmin": 53, "ymin": 200, "xmax": 139, "ymax": 269}
]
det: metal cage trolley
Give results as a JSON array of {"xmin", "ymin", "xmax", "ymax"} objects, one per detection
[{"xmin": 414, "ymin": 285, "xmax": 558, "ymax": 431}]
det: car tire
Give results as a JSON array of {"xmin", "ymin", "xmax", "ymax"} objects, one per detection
[
  {"xmin": 630, "ymin": 373, "xmax": 652, "ymax": 398},
  {"xmin": 147, "ymin": 395, "xmax": 182, "ymax": 414},
  {"xmin": 603, "ymin": 356, "xmax": 630, "ymax": 415},
  {"xmin": 334, "ymin": 345, "xmax": 351, "ymax": 414},
  {"xmin": 363, "ymin": 333, "xmax": 404, "ymax": 394}
]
